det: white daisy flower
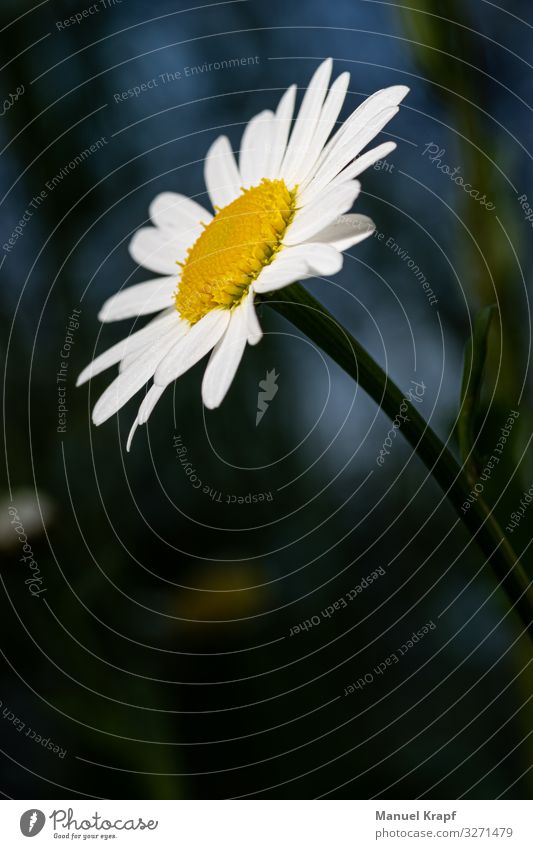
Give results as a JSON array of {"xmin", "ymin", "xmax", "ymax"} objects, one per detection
[{"xmin": 77, "ymin": 59, "xmax": 408, "ymax": 450}]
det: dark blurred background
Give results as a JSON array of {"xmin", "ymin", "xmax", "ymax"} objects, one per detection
[{"xmin": 1, "ymin": 0, "xmax": 532, "ymax": 799}]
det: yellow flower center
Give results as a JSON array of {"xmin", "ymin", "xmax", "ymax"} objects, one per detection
[{"xmin": 175, "ymin": 178, "xmax": 297, "ymax": 324}]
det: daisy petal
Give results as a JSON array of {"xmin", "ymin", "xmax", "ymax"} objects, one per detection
[
  {"xmin": 201, "ymin": 303, "xmax": 249, "ymax": 409},
  {"xmin": 292, "ymin": 71, "xmax": 350, "ymax": 186},
  {"xmin": 126, "ymin": 417, "xmax": 140, "ymax": 453},
  {"xmin": 126, "ymin": 384, "xmax": 166, "ymax": 452},
  {"xmin": 149, "ymin": 192, "xmax": 212, "ymax": 237},
  {"xmin": 253, "ymin": 258, "xmax": 309, "ymax": 294},
  {"xmin": 76, "ymin": 310, "xmax": 179, "ymax": 387},
  {"xmin": 266, "ymin": 84, "xmax": 297, "ymax": 179},
  {"xmin": 285, "ymin": 243, "xmax": 344, "ymax": 276},
  {"xmin": 239, "ymin": 110, "xmax": 274, "ymax": 188},
  {"xmin": 298, "ymin": 141, "xmax": 396, "ymax": 206},
  {"xmin": 245, "ymin": 290, "xmax": 263, "ymax": 345},
  {"xmin": 285, "ymin": 181, "xmax": 361, "ymax": 245},
  {"xmin": 98, "ymin": 277, "xmax": 177, "ymax": 323},
  {"xmin": 92, "ymin": 325, "xmax": 183, "ymax": 426},
  {"xmin": 306, "ymin": 213, "xmax": 375, "ymax": 251},
  {"xmin": 303, "ymin": 106, "xmax": 399, "ymax": 200},
  {"xmin": 204, "ymin": 136, "xmax": 242, "ymax": 211},
  {"xmin": 317, "ymin": 85, "xmax": 409, "ymax": 169},
  {"xmin": 155, "ymin": 308, "xmax": 231, "ymax": 387},
  {"xmin": 129, "ymin": 227, "xmax": 184, "ymax": 275},
  {"xmin": 281, "ymin": 59, "xmax": 332, "ymax": 185},
  {"xmin": 119, "ymin": 343, "xmax": 149, "ymax": 373},
  {"xmin": 139, "ymin": 383, "xmax": 166, "ymax": 424}
]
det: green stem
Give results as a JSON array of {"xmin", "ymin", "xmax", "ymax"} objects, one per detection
[{"xmin": 264, "ymin": 283, "xmax": 533, "ymax": 640}]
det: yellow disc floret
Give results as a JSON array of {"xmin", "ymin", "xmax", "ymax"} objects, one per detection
[{"xmin": 175, "ymin": 179, "xmax": 297, "ymax": 324}]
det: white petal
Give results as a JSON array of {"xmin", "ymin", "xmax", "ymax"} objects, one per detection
[
  {"xmin": 149, "ymin": 192, "xmax": 212, "ymax": 237},
  {"xmin": 98, "ymin": 277, "xmax": 176, "ymax": 322},
  {"xmin": 201, "ymin": 304, "xmax": 249, "ymax": 409},
  {"xmin": 299, "ymin": 141, "xmax": 397, "ymax": 206},
  {"xmin": 204, "ymin": 136, "xmax": 242, "ymax": 210},
  {"xmin": 129, "ymin": 227, "xmax": 184, "ymax": 275},
  {"xmin": 126, "ymin": 384, "xmax": 166, "ymax": 452},
  {"xmin": 119, "ymin": 343, "xmax": 149, "ymax": 373},
  {"xmin": 254, "ymin": 241, "xmax": 344, "ymax": 295},
  {"xmin": 302, "ymin": 106, "xmax": 399, "ymax": 200},
  {"xmin": 286, "ymin": 243, "xmax": 344, "ymax": 275},
  {"xmin": 253, "ymin": 257, "xmax": 309, "ymax": 294},
  {"xmin": 239, "ymin": 110, "xmax": 274, "ymax": 188},
  {"xmin": 76, "ymin": 310, "xmax": 179, "ymax": 387},
  {"xmin": 284, "ymin": 181, "xmax": 361, "ymax": 245},
  {"xmin": 314, "ymin": 85, "xmax": 409, "ymax": 174},
  {"xmin": 154, "ymin": 308, "xmax": 230, "ymax": 387},
  {"xmin": 92, "ymin": 325, "xmax": 184, "ymax": 426},
  {"xmin": 266, "ymin": 84, "xmax": 297, "ymax": 179},
  {"xmin": 245, "ymin": 289, "xmax": 263, "ymax": 345},
  {"xmin": 126, "ymin": 417, "xmax": 140, "ymax": 453},
  {"xmin": 138, "ymin": 383, "xmax": 166, "ymax": 424},
  {"xmin": 291, "ymin": 71, "xmax": 350, "ymax": 186},
  {"xmin": 281, "ymin": 59, "xmax": 332, "ymax": 185},
  {"xmin": 307, "ymin": 213, "xmax": 375, "ymax": 251}
]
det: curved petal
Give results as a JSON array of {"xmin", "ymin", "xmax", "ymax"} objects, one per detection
[
  {"xmin": 253, "ymin": 256, "xmax": 310, "ymax": 294},
  {"xmin": 149, "ymin": 192, "xmax": 212, "ymax": 237},
  {"xmin": 310, "ymin": 85, "xmax": 409, "ymax": 180},
  {"xmin": 129, "ymin": 227, "xmax": 185, "ymax": 275},
  {"xmin": 266, "ymin": 84, "xmax": 297, "ymax": 180},
  {"xmin": 126, "ymin": 383, "xmax": 166, "ymax": 452},
  {"xmin": 299, "ymin": 141, "xmax": 397, "ymax": 206},
  {"xmin": 291, "ymin": 71, "xmax": 350, "ymax": 186},
  {"xmin": 244, "ymin": 289, "xmax": 263, "ymax": 345},
  {"xmin": 280, "ymin": 59, "xmax": 332, "ymax": 185},
  {"xmin": 201, "ymin": 303, "xmax": 249, "ymax": 409},
  {"xmin": 76, "ymin": 310, "xmax": 179, "ymax": 387},
  {"xmin": 92, "ymin": 324, "xmax": 185, "ymax": 426},
  {"xmin": 239, "ymin": 110, "xmax": 274, "ymax": 188},
  {"xmin": 286, "ymin": 243, "xmax": 344, "ymax": 276},
  {"xmin": 154, "ymin": 308, "xmax": 231, "ymax": 387},
  {"xmin": 204, "ymin": 136, "xmax": 242, "ymax": 211},
  {"xmin": 300, "ymin": 106, "xmax": 400, "ymax": 203},
  {"xmin": 306, "ymin": 213, "xmax": 375, "ymax": 251},
  {"xmin": 98, "ymin": 277, "xmax": 177, "ymax": 323},
  {"xmin": 285, "ymin": 181, "xmax": 361, "ymax": 245}
]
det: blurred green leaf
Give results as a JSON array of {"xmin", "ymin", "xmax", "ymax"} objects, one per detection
[{"xmin": 458, "ymin": 304, "xmax": 496, "ymax": 481}]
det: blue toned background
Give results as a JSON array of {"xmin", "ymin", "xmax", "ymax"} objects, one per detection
[{"xmin": 1, "ymin": 0, "xmax": 532, "ymax": 799}]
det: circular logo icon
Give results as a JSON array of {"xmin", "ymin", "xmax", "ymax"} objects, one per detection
[{"xmin": 20, "ymin": 810, "xmax": 46, "ymax": 837}]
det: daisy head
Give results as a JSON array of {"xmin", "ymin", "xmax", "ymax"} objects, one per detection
[{"xmin": 77, "ymin": 59, "xmax": 408, "ymax": 450}]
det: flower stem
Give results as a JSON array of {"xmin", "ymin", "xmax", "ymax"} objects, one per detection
[{"xmin": 264, "ymin": 283, "xmax": 533, "ymax": 640}]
